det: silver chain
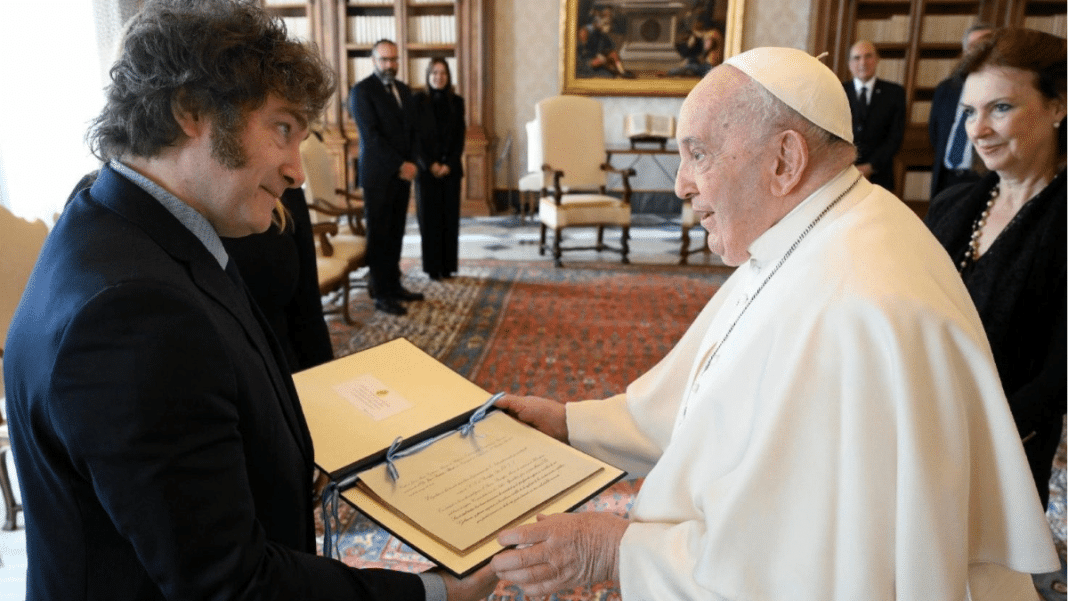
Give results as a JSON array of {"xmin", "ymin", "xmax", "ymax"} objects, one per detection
[{"xmin": 691, "ymin": 175, "xmax": 863, "ymax": 392}]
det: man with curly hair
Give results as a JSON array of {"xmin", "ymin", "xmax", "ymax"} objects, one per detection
[{"xmin": 2, "ymin": 1, "xmax": 494, "ymax": 599}]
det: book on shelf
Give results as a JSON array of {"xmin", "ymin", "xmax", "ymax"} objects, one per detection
[
  {"xmin": 292, "ymin": 338, "xmax": 626, "ymax": 577},
  {"xmin": 348, "ymin": 15, "xmax": 396, "ymax": 46},
  {"xmin": 348, "ymin": 57, "xmax": 376, "ymax": 88},
  {"xmin": 624, "ymin": 113, "xmax": 676, "ymax": 142},
  {"xmin": 1023, "ymin": 14, "xmax": 1067, "ymax": 38},
  {"xmin": 282, "ymin": 16, "xmax": 310, "ymax": 43},
  {"xmin": 856, "ymin": 14, "xmax": 910, "ymax": 44},
  {"xmin": 875, "ymin": 58, "xmax": 905, "ymax": 85},
  {"xmin": 920, "ymin": 14, "xmax": 973, "ymax": 44},
  {"xmin": 910, "ymin": 100, "xmax": 931, "ymax": 125},
  {"xmin": 915, "ymin": 58, "xmax": 958, "ymax": 87},
  {"xmin": 407, "ymin": 14, "xmax": 457, "ymax": 45}
]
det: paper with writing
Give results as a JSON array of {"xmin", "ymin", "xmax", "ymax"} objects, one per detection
[
  {"xmin": 333, "ymin": 374, "xmax": 413, "ymax": 422},
  {"xmin": 357, "ymin": 410, "xmax": 603, "ymax": 552}
]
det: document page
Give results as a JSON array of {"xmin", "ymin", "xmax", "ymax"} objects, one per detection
[{"xmin": 357, "ymin": 410, "xmax": 603, "ymax": 553}]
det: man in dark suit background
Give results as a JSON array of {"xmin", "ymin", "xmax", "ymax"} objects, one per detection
[
  {"xmin": 349, "ymin": 39, "xmax": 423, "ymax": 316},
  {"xmin": 843, "ymin": 40, "xmax": 906, "ymax": 192},
  {"xmin": 927, "ymin": 22, "xmax": 994, "ymax": 198},
  {"xmin": 2, "ymin": 1, "xmax": 493, "ymax": 599}
]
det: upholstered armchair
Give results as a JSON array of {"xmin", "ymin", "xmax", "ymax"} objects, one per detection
[
  {"xmin": 301, "ymin": 133, "xmax": 368, "ymax": 325},
  {"xmin": 0, "ymin": 205, "xmax": 47, "ymax": 530},
  {"xmin": 534, "ymin": 95, "xmax": 634, "ymax": 267},
  {"xmin": 516, "ymin": 119, "xmax": 544, "ymax": 220},
  {"xmin": 302, "ymin": 131, "xmax": 365, "ymax": 237}
]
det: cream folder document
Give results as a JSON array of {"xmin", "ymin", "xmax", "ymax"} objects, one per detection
[{"xmin": 292, "ymin": 338, "xmax": 626, "ymax": 577}]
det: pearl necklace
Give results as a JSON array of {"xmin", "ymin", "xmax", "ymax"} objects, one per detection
[{"xmin": 959, "ymin": 185, "xmax": 998, "ymax": 271}]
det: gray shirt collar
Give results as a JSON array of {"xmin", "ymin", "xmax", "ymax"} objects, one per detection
[{"xmin": 109, "ymin": 159, "xmax": 230, "ymax": 270}]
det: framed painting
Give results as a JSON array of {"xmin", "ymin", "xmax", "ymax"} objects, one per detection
[{"xmin": 561, "ymin": 0, "xmax": 745, "ymax": 97}]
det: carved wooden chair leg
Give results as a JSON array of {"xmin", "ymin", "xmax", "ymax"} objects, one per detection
[
  {"xmin": 0, "ymin": 446, "xmax": 21, "ymax": 531},
  {"xmin": 539, "ymin": 223, "xmax": 547, "ymax": 255},
  {"xmin": 620, "ymin": 226, "xmax": 630, "ymax": 265},
  {"xmin": 679, "ymin": 224, "xmax": 691, "ymax": 265}
]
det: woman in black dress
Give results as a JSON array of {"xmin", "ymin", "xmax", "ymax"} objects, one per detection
[
  {"xmin": 924, "ymin": 28, "xmax": 1066, "ymax": 508},
  {"xmin": 413, "ymin": 58, "xmax": 466, "ymax": 280}
]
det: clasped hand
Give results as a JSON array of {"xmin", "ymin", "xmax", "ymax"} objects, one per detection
[
  {"xmin": 430, "ymin": 162, "xmax": 451, "ymax": 178},
  {"xmin": 492, "ymin": 512, "xmax": 629, "ymax": 595}
]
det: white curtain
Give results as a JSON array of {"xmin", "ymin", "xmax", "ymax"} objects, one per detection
[{"xmin": 0, "ymin": 1, "xmax": 136, "ymax": 224}]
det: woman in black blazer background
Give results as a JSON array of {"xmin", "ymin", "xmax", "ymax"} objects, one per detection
[{"xmin": 413, "ymin": 58, "xmax": 466, "ymax": 280}]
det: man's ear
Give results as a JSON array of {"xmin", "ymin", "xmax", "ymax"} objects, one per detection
[
  {"xmin": 171, "ymin": 88, "xmax": 205, "ymax": 139},
  {"xmin": 770, "ymin": 129, "xmax": 808, "ymax": 197}
]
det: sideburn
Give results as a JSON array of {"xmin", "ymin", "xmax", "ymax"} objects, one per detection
[{"xmin": 210, "ymin": 108, "xmax": 249, "ymax": 169}]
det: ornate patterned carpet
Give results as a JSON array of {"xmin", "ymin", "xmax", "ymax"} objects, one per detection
[{"xmin": 318, "ymin": 256, "xmax": 1066, "ymax": 600}]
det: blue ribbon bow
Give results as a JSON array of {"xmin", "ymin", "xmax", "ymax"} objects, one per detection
[
  {"xmin": 319, "ymin": 392, "xmax": 505, "ymax": 559},
  {"xmin": 384, "ymin": 392, "xmax": 504, "ymax": 481}
]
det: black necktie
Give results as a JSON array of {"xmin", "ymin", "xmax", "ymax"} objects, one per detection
[
  {"xmin": 857, "ymin": 86, "xmax": 869, "ymax": 122},
  {"xmin": 387, "ymin": 82, "xmax": 401, "ymax": 107},
  {"xmin": 945, "ymin": 107, "xmax": 971, "ymax": 169}
]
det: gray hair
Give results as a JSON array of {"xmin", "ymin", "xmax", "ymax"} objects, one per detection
[
  {"xmin": 962, "ymin": 22, "xmax": 995, "ymax": 50},
  {"xmin": 738, "ymin": 75, "xmax": 853, "ymax": 159}
]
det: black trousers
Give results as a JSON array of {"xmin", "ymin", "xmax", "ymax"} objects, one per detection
[
  {"xmin": 363, "ymin": 177, "xmax": 411, "ymax": 297},
  {"xmin": 415, "ymin": 171, "xmax": 461, "ymax": 277}
]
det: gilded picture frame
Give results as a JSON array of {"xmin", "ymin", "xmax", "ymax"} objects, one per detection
[{"xmin": 561, "ymin": 0, "xmax": 744, "ymax": 97}]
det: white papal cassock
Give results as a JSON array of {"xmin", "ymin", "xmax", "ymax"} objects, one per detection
[{"xmin": 567, "ymin": 166, "xmax": 1059, "ymax": 600}]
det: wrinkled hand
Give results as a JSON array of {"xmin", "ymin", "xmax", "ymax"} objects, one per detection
[
  {"xmin": 439, "ymin": 563, "xmax": 498, "ymax": 601},
  {"xmin": 492, "ymin": 513, "xmax": 628, "ymax": 596},
  {"xmin": 495, "ymin": 394, "xmax": 568, "ymax": 442}
]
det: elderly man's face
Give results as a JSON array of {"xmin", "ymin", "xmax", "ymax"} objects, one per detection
[
  {"xmin": 674, "ymin": 68, "xmax": 777, "ymax": 266},
  {"xmin": 848, "ymin": 41, "xmax": 879, "ymax": 81}
]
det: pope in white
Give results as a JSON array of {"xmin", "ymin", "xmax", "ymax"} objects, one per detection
[{"xmin": 490, "ymin": 47, "xmax": 1059, "ymax": 600}]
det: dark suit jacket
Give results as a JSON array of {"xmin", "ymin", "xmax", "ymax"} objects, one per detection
[
  {"xmin": 928, "ymin": 75, "xmax": 982, "ymax": 197},
  {"xmin": 3, "ymin": 165, "xmax": 423, "ymax": 600},
  {"xmin": 223, "ymin": 187, "xmax": 333, "ymax": 373},
  {"xmin": 349, "ymin": 75, "xmax": 418, "ymax": 192},
  {"xmin": 844, "ymin": 78, "xmax": 906, "ymax": 191}
]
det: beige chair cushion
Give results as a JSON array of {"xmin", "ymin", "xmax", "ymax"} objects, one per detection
[
  {"xmin": 327, "ymin": 235, "xmax": 367, "ymax": 261},
  {"xmin": 539, "ymin": 195, "xmax": 630, "ymax": 228},
  {"xmin": 316, "ymin": 255, "xmax": 349, "ymax": 291}
]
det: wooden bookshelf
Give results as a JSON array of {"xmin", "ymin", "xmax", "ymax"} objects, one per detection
[
  {"xmin": 262, "ymin": 0, "xmax": 494, "ymax": 213},
  {"xmin": 813, "ymin": 0, "xmax": 1065, "ymax": 206}
]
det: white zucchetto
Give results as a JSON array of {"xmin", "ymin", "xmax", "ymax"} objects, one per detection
[{"xmin": 725, "ymin": 47, "xmax": 854, "ymax": 144}]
